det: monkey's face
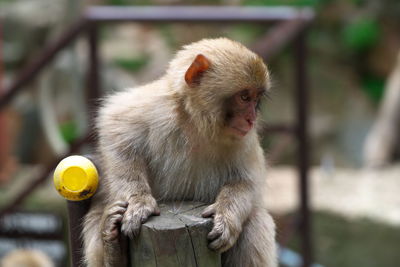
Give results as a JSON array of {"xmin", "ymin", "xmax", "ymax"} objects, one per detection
[
  {"xmin": 224, "ymin": 87, "xmax": 265, "ymax": 138},
  {"xmin": 176, "ymin": 38, "xmax": 270, "ymax": 139}
]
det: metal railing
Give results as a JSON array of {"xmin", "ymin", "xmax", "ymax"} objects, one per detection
[{"xmin": 0, "ymin": 5, "xmax": 314, "ymax": 267}]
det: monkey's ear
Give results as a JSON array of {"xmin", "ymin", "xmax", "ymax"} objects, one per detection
[{"xmin": 185, "ymin": 54, "xmax": 210, "ymax": 88}]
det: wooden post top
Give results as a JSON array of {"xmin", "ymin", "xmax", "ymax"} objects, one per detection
[{"xmin": 130, "ymin": 202, "xmax": 221, "ymax": 267}]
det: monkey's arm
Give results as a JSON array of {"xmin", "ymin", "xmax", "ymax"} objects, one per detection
[
  {"xmin": 202, "ymin": 180, "xmax": 257, "ymax": 252},
  {"xmin": 101, "ymin": 152, "xmax": 160, "ymax": 238},
  {"xmin": 97, "ymin": 92, "xmax": 161, "ymax": 238}
]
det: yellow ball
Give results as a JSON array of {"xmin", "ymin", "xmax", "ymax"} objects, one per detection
[{"xmin": 53, "ymin": 155, "xmax": 99, "ymax": 201}]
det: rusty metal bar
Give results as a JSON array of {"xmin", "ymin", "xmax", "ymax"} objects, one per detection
[
  {"xmin": 86, "ymin": 6, "xmax": 314, "ymax": 23},
  {"xmin": 294, "ymin": 29, "xmax": 312, "ymax": 267},
  {"xmin": 251, "ymin": 19, "xmax": 309, "ymax": 62},
  {"xmin": 0, "ymin": 21, "xmax": 3, "ymax": 93},
  {"xmin": 0, "ymin": 19, "xmax": 89, "ymax": 109},
  {"xmin": 86, "ymin": 23, "xmax": 101, "ymax": 119}
]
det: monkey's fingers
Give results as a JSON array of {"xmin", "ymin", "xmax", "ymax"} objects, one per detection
[
  {"xmin": 208, "ymin": 233, "xmax": 227, "ymax": 252},
  {"xmin": 121, "ymin": 219, "xmax": 140, "ymax": 239},
  {"xmin": 207, "ymin": 227, "xmax": 223, "ymax": 241},
  {"xmin": 107, "ymin": 205, "xmax": 128, "ymax": 217},
  {"xmin": 109, "ymin": 214, "xmax": 124, "ymax": 225},
  {"xmin": 209, "ymin": 238, "xmax": 233, "ymax": 253},
  {"xmin": 115, "ymin": 201, "xmax": 129, "ymax": 208},
  {"xmin": 102, "ymin": 213, "xmax": 124, "ymax": 242},
  {"xmin": 207, "ymin": 214, "xmax": 239, "ymax": 252},
  {"xmin": 102, "ymin": 228, "xmax": 120, "ymax": 243},
  {"xmin": 208, "ymin": 230, "xmax": 236, "ymax": 253},
  {"xmin": 121, "ymin": 206, "xmax": 154, "ymax": 238},
  {"xmin": 201, "ymin": 204, "xmax": 216, "ymax": 218}
]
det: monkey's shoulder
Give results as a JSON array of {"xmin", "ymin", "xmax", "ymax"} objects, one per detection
[{"xmin": 97, "ymin": 84, "xmax": 175, "ymax": 127}]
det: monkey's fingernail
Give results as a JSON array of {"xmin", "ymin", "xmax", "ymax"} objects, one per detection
[
  {"xmin": 153, "ymin": 208, "xmax": 160, "ymax": 216},
  {"xmin": 207, "ymin": 231, "xmax": 221, "ymax": 241},
  {"xmin": 202, "ymin": 211, "xmax": 214, "ymax": 218}
]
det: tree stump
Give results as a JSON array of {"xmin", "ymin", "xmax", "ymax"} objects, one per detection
[{"xmin": 129, "ymin": 202, "xmax": 221, "ymax": 267}]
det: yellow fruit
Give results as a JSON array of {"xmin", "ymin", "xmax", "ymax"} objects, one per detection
[{"xmin": 54, "ymin": 155, "xmax": 99, "ymax": 201}]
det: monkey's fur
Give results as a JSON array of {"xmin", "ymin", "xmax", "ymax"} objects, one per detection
[
  {"xmin": 1, "ymin": 249, "xmax": 54, "ymax": 267},
  {"xmin": 83, "ymin": 38, "xmax": 277, "ymax": 267}
]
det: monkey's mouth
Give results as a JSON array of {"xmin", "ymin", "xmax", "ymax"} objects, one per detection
[{"xmin": 230, "ymin": 126, "xmax": 251, "ymax": 137}]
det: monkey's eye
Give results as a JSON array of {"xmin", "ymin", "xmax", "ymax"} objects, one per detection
[
  {"xmin": 241, "ymin": 95, "xmax": 250, "ymax": 101},
  {"xmin": 239, "ymin": 91, "xmax": 251, "ymax": 102}
]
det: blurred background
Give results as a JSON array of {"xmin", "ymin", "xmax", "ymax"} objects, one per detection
[{"xmin": 0, "ymin": 0, "xmax": 399, "ymax": 267}]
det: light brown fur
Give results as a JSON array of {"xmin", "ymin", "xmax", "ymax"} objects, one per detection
[
  {"xmin": 1, "ymin": 249, "xmax": 54, "ymax": 267},
  {"xmin": 83, "ymin": 38, "xmax": 277, "ymax": 267}
]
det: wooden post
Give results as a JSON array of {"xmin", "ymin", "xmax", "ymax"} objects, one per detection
[{"xmin": 130, "ymin": 202, "xmax": 221, "ymax": 267}]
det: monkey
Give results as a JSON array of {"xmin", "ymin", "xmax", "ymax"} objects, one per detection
[
  {"xmin": 1, "ymin": 249, "xmax": 54, "ymax": 267},
  {"xmin": 83, "ymin": 38, "xmax": 277, "ymax": 267}
]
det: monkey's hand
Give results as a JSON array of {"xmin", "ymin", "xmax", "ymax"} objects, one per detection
[
  {"xmin": 121, "ymin": 194, "xmax": 160, "ymax": 238},
  {"xmin": 202, "ymin": 203, "xmax": 242, "ymax": 253},
  {"xmin": 102, "ymin": 201, "xmax": 128, "ymax": 244}
]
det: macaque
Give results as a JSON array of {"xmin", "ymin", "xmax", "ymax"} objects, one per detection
[
  {"xmin": 83, "ymin": 38, "xmax": 277, "ymax": 267},
  {"xmin": 1, "ymin": 249, "xmax": 54, "ymax": 267}
]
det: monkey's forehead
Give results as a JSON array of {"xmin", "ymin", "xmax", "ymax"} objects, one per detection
[
  {"xmin": 167, "ymin": 38, "xmax": 270, "ymax": 89},
  {"xmin": 211, "ymin": 56, "xmax": 269, "ymax": 87},
  {"xmin": 183, "ymin": 39, "xmax": 264, "ymax": 65},
  {"xmin": 172, "ymin": 38, "xmax": 266, "ymax": 67}
]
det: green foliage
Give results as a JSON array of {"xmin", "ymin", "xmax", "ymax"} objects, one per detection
[
  {"xmin": 244, "ymin": 0, "xmax": 321, "ymax": 6},
  {"xmin": 362, "ymin": 76, "xmax": 385, "ymax": 103},
  {"xmin": 107, "ymin": 0, "xmax": 125, "ymax": 5},
  {"xmin": 59, "ymin": 121, "xmax": 78, "ymax": 144},
  {"xmin": 105, "ymin": 0, "xmax": 221, "ymax": 5},
  {"xmin": 228, "ymin": 24, "xmax": 266, "ymax": 44},
  {"xmin": 342, "ymin": 17, "xmax": 380, "ymax": 52},
  {"xmin": 114, "ymin": 56, "xmax": 150, "ymax": 72},
  {"xmin": 351, "ymin": 0, "xmax": 366, "ymax": 6},
  {"xmin": 158, "ymin": 25, "xmax": 179, "ymax": 49}
]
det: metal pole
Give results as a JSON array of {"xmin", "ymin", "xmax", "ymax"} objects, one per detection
[
  {"xmin": 67, "ymin": 200, "xmax": 91, "ymax": 267},
  {"xmin": 251, "ymin": 19, "xmax": 309, "ymax": 62},
  {"xmin": 85, "ymin": 6, "xmax": 314, "ymax": 23},
  {"xmin": 0, "ymin": 21, "xmax": 3, "ymax": 91},
  {"xmin": 86, "ymin": 22, "xmax": 101, "ymax": 111},
  {"xmin": 66, "ymin": 23, "xmax": 101, "ymax": 267},
  {"xmin": 294, "ymin": 30, "xmax": 313, "ymax": 267}
]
